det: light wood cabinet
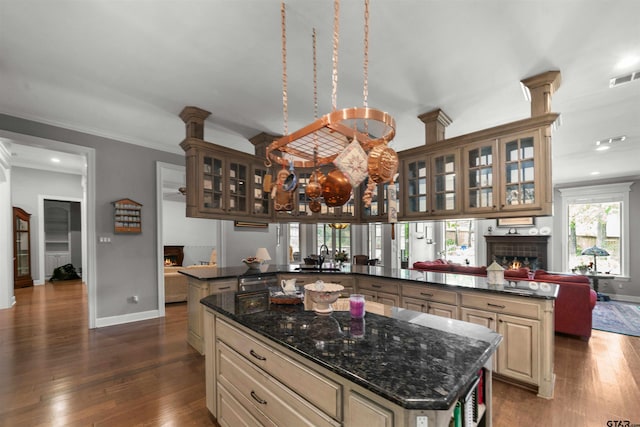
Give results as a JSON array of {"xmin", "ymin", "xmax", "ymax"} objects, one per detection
[
  {"xmin": 401, "ymin": 284, "xmax": 459, "ymax": 318},
  {"xmin": 460, "ymin": 292, "xmax": 549, "ymax": 396},
  {"xmin": 357, "ymin": 277, "xmax": 400, "ymax": 307},
  {"xmin": 347, "ymin": 392, "xmax": 394, "ymax": 427},
  {"xmin": 204, "ymin": 309, "xmax": 494, "ymax": 427},
  {"xmin": 187, "ymin": 277, "xmax": 238, "ymax": 354}
]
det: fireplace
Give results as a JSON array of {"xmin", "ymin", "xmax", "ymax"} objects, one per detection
[
  {"xmin": 164, "ymin": 245, "xmax": 184, "ymax": 266},
  {"xmin": 485, "ymin": 235, "xmax": 549, "ymax": 270}
]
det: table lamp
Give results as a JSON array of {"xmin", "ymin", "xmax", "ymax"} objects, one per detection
[
  {"xmin": 255, "ymin": 248, "xmax": 272, "ymax": 265},
  {"xmin": 580, "ymin": 246, "xmax": 609, "ymax": 273}
]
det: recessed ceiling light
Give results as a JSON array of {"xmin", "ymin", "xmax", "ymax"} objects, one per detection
[
  {"xmin": 590, "ymin": 171, "xmax": 601, "ymax": 176},
  {"xmin": 596, "ymin": 145, "xmax": 610, "ymax": 151},
  {"xmin": 596, "ymin": 135, "xmax": 626, "ymax": 147},
  {"xmin": 51, "ymin": 157, "xmax": 61, "ymax": 163}
]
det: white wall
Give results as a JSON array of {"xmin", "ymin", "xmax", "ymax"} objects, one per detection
[
  {"xmin": 220, "ymin": 220, "xmax": 278, "ymax": 267},
  {"xmin": 162, "ymin": 199, "xmax": 218, "ymax": 266}
]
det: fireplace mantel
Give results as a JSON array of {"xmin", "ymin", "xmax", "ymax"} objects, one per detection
[{"xmin": 485, "ymin": 234, "xmax": 550, "ymax": 270}]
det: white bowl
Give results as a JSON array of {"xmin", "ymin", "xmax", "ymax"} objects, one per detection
[
  {"xmin": 242, "ymin": 259, "xmax": 262, "ymax": 269},
  {"xmin": 304, "ymin": 282, "xmax": 345, "ymax": 315}
]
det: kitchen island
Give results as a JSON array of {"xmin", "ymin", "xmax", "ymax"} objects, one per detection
[
  {"xmin": 182, "ymin": 264, "xmax": 557, "ymax": 399},
  {"xmin": 202, "ymin": 293, "xmax": 501, "ymax": 427}
]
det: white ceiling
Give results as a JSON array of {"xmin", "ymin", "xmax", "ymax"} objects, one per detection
[{"xmin": 1, "ymin": 0, "xmax": 639, "ymax": 185}]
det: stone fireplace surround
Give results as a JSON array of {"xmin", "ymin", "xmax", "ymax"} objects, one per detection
[{"xmin": 485, "ymin": 234, "xmax": 550, "ymax": 270}]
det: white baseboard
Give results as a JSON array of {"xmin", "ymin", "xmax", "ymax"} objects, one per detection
[{"xmin": 95, "ymin": 309, "xmax": 161, "ymax": 328}]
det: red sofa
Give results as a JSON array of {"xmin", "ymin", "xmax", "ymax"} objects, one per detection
[{"xmin": 412, "ymin": 260, "xmax": 597, "ymax": 339}]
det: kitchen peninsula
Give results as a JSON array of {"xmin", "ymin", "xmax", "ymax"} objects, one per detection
[
  {"xmin": 202, "ymin": 292, "xmax": 502, "ymax": 427},
  {"xmin": 181, "ymin": 265, "xmax": 558, "ymax": 399}
]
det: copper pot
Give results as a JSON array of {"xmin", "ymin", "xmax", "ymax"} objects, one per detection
[
  {"xmin": 309, "ymin": 199, "xmax": 322, "ymax": 212},
  {"xmin": 305, "ymin": 169, "xmax": 325, "ymax": 199},
  {"xmin": 367, "ymin": 145, "xmax": 398, "ymax": 184},
  {"xmin": 322, "ymin": 169, "xmax": 352, "ymax": 207}
]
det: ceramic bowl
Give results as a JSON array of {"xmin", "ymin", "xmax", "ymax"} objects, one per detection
[
  {"xmin": 304, "ymin": 282, "xmax": 345, "ymax": 315},
  {"xmin": 242, "ymin": 258, "xmax": 262, "ymax": 269}
]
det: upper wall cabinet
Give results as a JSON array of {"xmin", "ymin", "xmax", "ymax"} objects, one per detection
[
  {"xmin": 399, "ymin": 115, "xmax": 556, "ymax": 221},
  {"xmin": 181, "ymin": 138, "xmax": 269, "ymax": 220}
]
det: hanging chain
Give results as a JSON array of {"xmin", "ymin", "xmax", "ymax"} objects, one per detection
[
  {"xmin": 331, "ymin": 0, "xmax": 340, "ymax": 111},
  {"xmin": 363, "ymin": 0, "xmax": 369, "ymax": 108},
  {"xmin": 281, "ymin": 1, "xmax": 288, "ymax": 135},
  {"xmin": 312, "ymin": 28, "xmax": 319, "ymax": 150}
]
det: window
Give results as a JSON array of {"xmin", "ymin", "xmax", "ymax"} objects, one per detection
[
  {"xmin": 317, "ymin": 224, "xmax": 351, "ymax": 259},
  {"xmin": 289, "ymin": 223, "xmax": 300, "ymax": 262},
  {"xmin": 443, "ymin": 220, "xmax": 476, "ymax": 265},
  {"xmin": 368, "ymin": 223, "xmax": 383, "ymax": 262},
  {"xmin": 559, "ymin": 183, "xmax": 632, "ymax": 276}
]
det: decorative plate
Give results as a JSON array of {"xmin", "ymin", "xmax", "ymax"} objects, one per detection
[
  {"xmin": 528, "ymin": 228, "xmax": 539, "ymax": 235},
  {"xmin": 539, "ymin": 226, "xmax": 551, "ymax": 235}
]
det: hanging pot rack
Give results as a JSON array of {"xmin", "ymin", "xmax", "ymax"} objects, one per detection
[
  {"xmin": 266, "ymin": 108, "xmax": 396, "ymax": 168},
  {"xmin": 266, "ymin": 0, "xmax": 396, "ymax": 170}
]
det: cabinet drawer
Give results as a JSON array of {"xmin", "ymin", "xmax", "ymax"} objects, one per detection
[
  {"xmin": 402, "ymin": 284, "xmax": 458, "ymax": 305},
  {"xmin": 461, "ymin": 293, "xmax": 540, "ymax": 319},
  {"xmin": 358, "ymin": 279, "xmax": 399, "ymax": 295},
  {"xmin": 218, "ymin": 383, "xmax": 274, "ymax": 427},
  {"xmin": 217, "ymin": 341, "xmax": 339, "ymax": 427},
  {"xmin": 217, "ymin": 319, "xmax": 341, "ymax": 418},
  {"xmin": 209, "ymin": 278, "xmax": 238, "ymax": 294}
]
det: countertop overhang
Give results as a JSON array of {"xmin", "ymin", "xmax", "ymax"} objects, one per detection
[{"xmin": 202, "ymin": 295, "xmax": 502, "ymax": 410}]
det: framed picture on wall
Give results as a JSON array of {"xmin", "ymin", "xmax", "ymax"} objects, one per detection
[{"xmin": 496, "ymin": 217, "xmax": 535, "ymax": 228}]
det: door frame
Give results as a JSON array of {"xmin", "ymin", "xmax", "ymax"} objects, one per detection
[{"xmin": 0, "ymin": 130, "xmax": 96, "ymax": 328}]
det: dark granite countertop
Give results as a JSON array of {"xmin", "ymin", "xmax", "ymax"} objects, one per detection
[
  {"xmin": 201, "ymin": 294, "xmax": 502, "ymax": 410},
  {"xmin": 180, "ymin": 264, "xmax": 559, "ymax": 299}
]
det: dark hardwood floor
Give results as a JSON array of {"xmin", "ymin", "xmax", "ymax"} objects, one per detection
[{"xmin": 1, "ymin": 281, "xmax": 639, "ymax": 426}]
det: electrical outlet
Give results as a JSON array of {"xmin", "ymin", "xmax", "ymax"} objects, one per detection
[{"xmin": 416, "ymin": 416, "xmax": 428, "ymax": 427}]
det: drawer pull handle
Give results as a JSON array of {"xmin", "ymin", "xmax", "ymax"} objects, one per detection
[
  {"xmin": 372, "ymin": 284, "xmax": 382, "ymax": 289},
  {"xmin": 249, "ymin": 349, "xmax": 266, "ymax": 361},
  {"xmin": 420, "ymin": 292, "xmax": 433, "ymax": 297},
  {"xmin": 251, "ymin": 390, "xmax": 267, "ymax": 405},
  {"xmin": 487, "ymin": 303, "xmax": 506, "ymax": 309},
  {"xmin": 218, "ymin": 286, "xmax": 231, "ymax": 290}
]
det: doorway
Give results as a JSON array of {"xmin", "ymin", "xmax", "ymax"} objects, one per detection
[
  {"xmin": 41, "ymin": 199, "xmax": 83, "ymax": 281},
  {"xmin": 0, "ymin": 130, "xmax": 97, "ymax": 328}
]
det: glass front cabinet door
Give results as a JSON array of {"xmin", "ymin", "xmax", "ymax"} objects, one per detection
[
  {"xmin": 403, "ymin": 157, "xmax": 429, "ymax": 217},
  {"xmin": 13, "ymin": 207, "xmax": 33, "ymax": 288},
  {"xmin": 498, "ymin": 130, "xmax": 546, "ymax": 213},
  {"xmin": 463, "ymin": 139, "xmax": 498, "ymax": 214},
  {"xmin": 431, "ymin": 150, "xmax": 461, "ymax": 216}
]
